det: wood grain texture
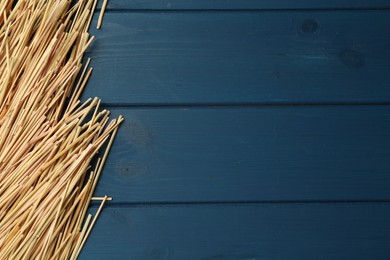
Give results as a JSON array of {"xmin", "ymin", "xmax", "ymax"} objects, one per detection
[
  {"xmin": 80, "ymin": 203, "xmax": 390, "ymax": 259},
  {"xmin": 93, "ymin": 106, "xmax": 390, "ymax": 202},
  {"xmin": 103, "ymin": 0, "xmax": 390, "ymax": 10},
  {"xmin": 81, "ymin": 4, "xmax": 390, "ymax": 259},
  {"xmin": 84, "ymin": 11, "xmax": 390, "ymax": 104}
]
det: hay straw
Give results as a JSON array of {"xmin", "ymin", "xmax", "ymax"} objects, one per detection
[
  {"xmin": 97, "ymin": 0, "xmax": 108, "ymax": 29},
  {"xmin": 0, "ymin": 0, "xmax": 119, "ymax": 258}
]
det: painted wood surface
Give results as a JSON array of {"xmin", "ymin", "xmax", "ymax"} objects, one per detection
[
  {"xmin": 80, "ymin": 204, "xmax": 390, "ymax": 259},
  {"xmin": 81, "ymin": 2, "xmax": 390, "ymax": 259},
  {"xmin": 84, "ymin": 11, "xmax": 390, "ymax": 105},
  {"xmin": 102, "ymin": 1, "xmax": 390, "ymax": 10},
  {"xmin": 93, "ymin": 106, "xmax": 390, "ymax": 202}
]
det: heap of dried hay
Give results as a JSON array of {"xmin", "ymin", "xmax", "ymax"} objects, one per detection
[{"xmin": 0, "ymin": 0, "xmax": 120, "ymax": 258}]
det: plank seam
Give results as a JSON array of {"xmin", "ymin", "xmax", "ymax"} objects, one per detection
[
  {"xmin": 101, "ymin": 102, "xmax": 390, "ymax": 109},
  {"xmin": 89, "ymin": 200, "xmax": 390, "ymax": 208},
  {"xmin": 96, "ymin": 8, "xmax": 390, "ymax": 13}
]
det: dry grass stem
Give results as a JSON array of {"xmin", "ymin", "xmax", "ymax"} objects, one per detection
[{"xmin": 0, "ymin": 0, "xmax": 119, "ymax": 258}]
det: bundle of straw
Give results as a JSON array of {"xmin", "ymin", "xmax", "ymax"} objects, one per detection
[{"xmin": 0, "ymin": 0, "xmax": 120, "ymax": 258}]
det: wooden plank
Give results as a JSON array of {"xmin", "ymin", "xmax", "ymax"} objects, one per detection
[
  {"xmin": 93, "ymin": 106, "xmax": 390, "ymax": 202},
  {"xmin": 84, "ymin": 11, "xmax": 390, "ymax": 104},
  {"xmin": 80, "ymin": 203, "xmax": 390, "ymax": 259},
  {"xmin": 104, "ymin": 1, "xmax": 390, "ymax": 10}
]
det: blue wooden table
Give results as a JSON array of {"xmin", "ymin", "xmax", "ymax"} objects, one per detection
[{"xmin": 81, "ymin": 1, "xmax": 390, "ymax": 259}]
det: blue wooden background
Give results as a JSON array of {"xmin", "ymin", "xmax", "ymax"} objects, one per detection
[{"xmin": 81, "ymin": 1, "xmax": 390, "ymax": 259}]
